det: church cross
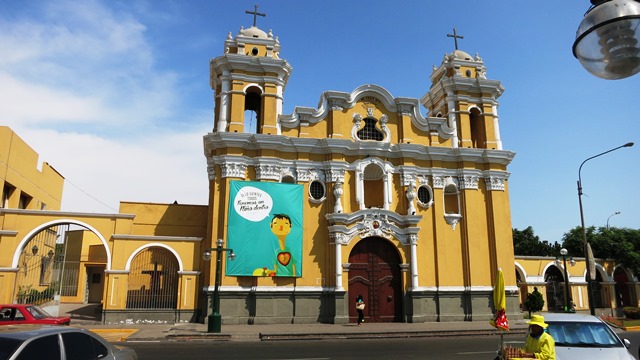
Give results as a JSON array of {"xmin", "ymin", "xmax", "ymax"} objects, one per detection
[
  {"xmin": 447, "ymin": 27, "xmax": 464, "ymax": 50},
  {"xmin": 245, "ymin": 4, "xmax": 266, "ymax": 27}
]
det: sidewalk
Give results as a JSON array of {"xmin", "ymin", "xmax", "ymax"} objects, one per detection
[{"xmin": 74, "ymin": 319, "xmax": 529, "ymax": 343}]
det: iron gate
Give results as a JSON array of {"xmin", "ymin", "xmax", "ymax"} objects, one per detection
[
  {"xmin": 126, "ymin": 247, "xmax": 179, "ymax": 309},
  {"xmin": 14, "ymin": 224, "xmax": 76, "ymax": 309}
]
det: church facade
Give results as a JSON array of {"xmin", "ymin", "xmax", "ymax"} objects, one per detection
[
  {"xmin": 203, "ymin": 23, "xmax": 517, "ymax": 324},
  {"xmin": 0, "ymin": 19, "xmax": 526, "ymax": 324}
]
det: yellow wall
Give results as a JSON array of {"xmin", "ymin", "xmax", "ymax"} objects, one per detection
[{"xmin": 0, "ymin": 126, "xmax": 64, "ymax": 210}]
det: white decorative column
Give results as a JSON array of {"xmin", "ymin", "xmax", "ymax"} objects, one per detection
[
  {"xmin": 447, "ymin": 93, "xmax": 458, "ymax": 148},
  {"xmin": 409, "ymin": 235, "xmax": 419, "ymax": 289},
  {"xmin": 384, "ymin": 171, "xmax": 391, "ymax": 210},
  {"xmin": 217, "ymin": 71, "xmax": 231, "ymax": 132},
  {"xmin": 356, "ymin": 172, "xmax": 365, "ymax": 210},
  {"xmin": 492, "ymin": 104, "xmax": 502, "ymax": 150},
  {"xmin": 335, "ymin": 234, "xmax": 344, "ymax": 291},
  {"xmin": 276, "ymin": 83, "xmax": 283, "ymax": 135}
]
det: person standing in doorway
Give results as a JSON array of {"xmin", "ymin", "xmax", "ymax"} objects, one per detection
[{"xmin": 355, "ymin": 295, "xmax": 365, "ymax": 326}]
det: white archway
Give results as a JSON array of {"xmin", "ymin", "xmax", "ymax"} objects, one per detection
[
  {"xmin": 11, "ymin": 219, "xmax": 112, "ymax": 270},
  {"xmin": 125, "ymin": 243, "xmax": 184, "ymax": 272}
]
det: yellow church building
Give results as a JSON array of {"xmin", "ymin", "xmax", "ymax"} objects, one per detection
[{"xmin": 2, "ymin": 17, "xmax": 635, "ymax": 325}]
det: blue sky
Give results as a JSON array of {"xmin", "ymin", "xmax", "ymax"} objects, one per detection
[{"xmin": 1, "ymin": 1, "xmax": 638, "ymax": 245}]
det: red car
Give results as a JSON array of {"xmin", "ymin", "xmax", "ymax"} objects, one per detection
[{"xmin": 0, "ymin": 304, "xmax": 70, "ymax": 325}]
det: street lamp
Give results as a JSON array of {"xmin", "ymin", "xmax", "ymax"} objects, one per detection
[
  {"xmin": 203, "ymin": 238, "xmax": 236, "ymax": 333},
  {"xmin": 606, "ymin": 211, "xmax": 621, "ymax": 228},
  {"xmin": 578, "ymin": 141, "xmax": 634, "ymax": 315},
  {"xmin": 573, "ymin": 0, "xmax": 640, "ymax": 80},
  {"xmin": 556, "ymin": 248, "xmax": 576, "ymax": 312}
]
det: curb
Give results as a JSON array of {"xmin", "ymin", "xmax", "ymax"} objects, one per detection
[
  {"xmin": 257, "ymin": 329, "xmax": 528, "ymax": 341},
  {"xmin": 123, "ymin": 328, "xmax": 528, "ymax": 342},
  {"xmin": 166, "ymin": 333, "xmax": 232, "ymax": 341}
]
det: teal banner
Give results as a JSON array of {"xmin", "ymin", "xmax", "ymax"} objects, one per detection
[{"xmin": 227, "ymin": 181, "xmax": 303, "ymax": 277}]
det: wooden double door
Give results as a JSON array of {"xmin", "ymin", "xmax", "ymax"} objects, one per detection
[{"xmin": 348, "ymin": 237, "xmax": 402, "ymax": 322}]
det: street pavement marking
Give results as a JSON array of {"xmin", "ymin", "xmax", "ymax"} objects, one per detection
[{"xmin": 89, "ymin": 329, "xmax": 139, "ymax": 342}]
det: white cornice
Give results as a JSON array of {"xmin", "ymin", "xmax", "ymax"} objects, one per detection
[
  {"xmin": 210, "ymin": 54, "xmax": 292, "ymax": 89},
  {"xmin": 326, "ymin": 209, "xmax": 422, "ymax": 246},
  {"xmin": 203, "ymin": 132, "xmax": 515, "ymax": 166}
]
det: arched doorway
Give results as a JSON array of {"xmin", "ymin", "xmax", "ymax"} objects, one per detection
[
  {"xmin": 13, "ymin": 222, "xmax": 109, "ymax": 317},
  {"xmin": 590, "ymin": 270, "xmax": 605, "ymax": 309},
  {"xmin": 614, "ymin": 267, "xmax": 632, "ymax": 308},
  {"xmin": 348, "ymin": 237, "xmax": 402, "ymax": 322},
  {"xmin": 544, "ymin": 265, "xmax": 565, "ymax": 312},
  {"xmin": 126, "ymin": 246, "xmax": 179, "ymax": 309}
]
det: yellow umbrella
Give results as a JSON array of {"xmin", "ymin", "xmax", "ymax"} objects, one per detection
[
  {"xmin": 490, "ymin": 268, "xmax": 509, "ymax": 331},
  {"xmin": 491, "ymin": 268, "xmax": 509, "ymax": 359}
]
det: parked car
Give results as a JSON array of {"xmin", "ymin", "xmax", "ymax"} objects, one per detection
[
  {"xmin": 0, "ymin": 304, "xmax": 70, "ymax": 326},
  {"xmin": 0, "ymin": 325, "xmax": 138, "ymax": 360},
  {"xmin": 544, "ymin": 313, "xmax": 636, "ymax": 360}
]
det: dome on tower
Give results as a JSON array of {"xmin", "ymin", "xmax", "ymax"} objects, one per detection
[
  {"xmin": 240, "ymin": 26, "xmax": 269, "ymax": 39},
  {"xmin": 451, "ymin": 49, "xmax": 473, "ymax": 61}
]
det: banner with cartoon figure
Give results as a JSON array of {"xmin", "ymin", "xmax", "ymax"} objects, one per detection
[{"xmin": 227, "ymin": 181, "xmax": 303, "ymax": 277}]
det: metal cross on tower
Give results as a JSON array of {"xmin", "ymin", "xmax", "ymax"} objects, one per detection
[
  {"xmin": 245, "ymin": 4, "xmax": 266, "ymax": 27},
  {"xmin": 447, "ymin": 27, "xmax": 464, "ymax": 50}
]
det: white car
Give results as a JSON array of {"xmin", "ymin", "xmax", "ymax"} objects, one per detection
[
  {"xmin": 0, "ymin": 325, "xmax": 138, "ymax": 360},
  {"xmin": 545, "ymin": 313, "xmax": 636, "ymax": 360}
]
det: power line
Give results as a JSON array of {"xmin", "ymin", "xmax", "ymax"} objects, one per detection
[{"xmin": 63, "ymin": 178, "xmax": 118, "ymax": 212}]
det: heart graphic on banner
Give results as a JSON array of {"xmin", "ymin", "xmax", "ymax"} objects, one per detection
[{"xmin": 277, "ymin": 252, "xmax": 291, "ymax": 266}]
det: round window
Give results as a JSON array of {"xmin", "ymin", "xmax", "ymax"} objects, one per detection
[
  {"xmin": 251, "ymin": 47, "xmax": 259, "ymax": 56},
  {"xmin": 417, "ymin": 185, "xmax": 433, "ymax": 207},
  {"xmin": 309, "ymin": 180, "xmax": 326, "ymax": 201}
]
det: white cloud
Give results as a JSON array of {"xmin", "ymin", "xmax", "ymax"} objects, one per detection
[
  {"xmin": 20, "ymin": 128, "xmax": 208, "ymax": 213},
  {"xmin": 0, "ymin": 0, "xmax": 178, "ymax": 128},
  {"xmin": 0, "ymin": 0, "xmax": 211, "ymax": 213}
]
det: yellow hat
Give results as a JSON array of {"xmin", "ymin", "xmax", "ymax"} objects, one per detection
[{"xmin": 527, "ymin": 314, "xmax": 548, "ymax": 329}]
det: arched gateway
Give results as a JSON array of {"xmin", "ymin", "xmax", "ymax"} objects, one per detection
[{"xmin": 348, "ymin": 237, "xmax": 402, "ymax": 322}]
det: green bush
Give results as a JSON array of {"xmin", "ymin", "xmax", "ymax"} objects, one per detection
[
  {"xmin": 623, "ymin": 307, "xmax": 640, "ymax": 319},
  {"xmin": 523, "ymin": 287, "xmax": 545, "ymax": 317}
]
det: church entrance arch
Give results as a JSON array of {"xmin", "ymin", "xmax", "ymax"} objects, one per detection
[{"xmin": 347, "ymin": 237, "xmax": 402, "ymax": 322}]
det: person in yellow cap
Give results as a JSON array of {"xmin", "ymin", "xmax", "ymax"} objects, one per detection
[{"xmin": 519, "ymin": 314, "xmax": 556, "ymax": 359}]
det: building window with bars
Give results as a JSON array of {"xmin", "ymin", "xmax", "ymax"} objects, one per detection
[
  {"xmin": 356, "ymin": 118, "xmax": 384, "ymax": 141},
  {"xmin": 309, "ymin": 180, "xmax": 326, "ymax": 203}
]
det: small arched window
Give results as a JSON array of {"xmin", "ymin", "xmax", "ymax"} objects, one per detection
[
  {"xmin": 469, "ymin": 108, "xmax": 486, "ymax": 149},
  {"xmin": 244, "ymin": 87, "xmax": 262, "ymax": 134}
]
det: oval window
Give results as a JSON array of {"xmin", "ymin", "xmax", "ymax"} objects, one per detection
[{"xmin": 309, "ymin": 180, "xmax": 326, "ymax": 201}]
